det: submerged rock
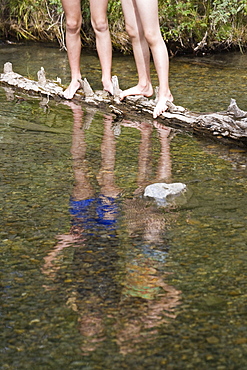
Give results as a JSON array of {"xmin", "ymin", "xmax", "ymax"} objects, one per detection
[{"xmin": 144, "ymin": 182, "xmax": 187, "ymax": 206}]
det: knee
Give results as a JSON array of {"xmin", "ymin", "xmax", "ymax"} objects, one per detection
[
  {"xmin": 125, "ymin": 23, "xmax": 139, "ymax": 40},
  {"xmin": 91, "ymin": 17, "xmax": 109, "ymax": 34},
  {"xmin": 143, "ymin": 29, "xmax": 160, "ymax": 47},
  {"xmin": 65, "ymin": 17, "xmax": 82, "ymax": 35}
]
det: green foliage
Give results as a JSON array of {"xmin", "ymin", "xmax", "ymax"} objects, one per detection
[
  {"xmin": 0, "ymin": 0, "xmax": 247, "ymax": 53},
  {"xmin": 209, "ymin": 0, "xmax": 245, "ymax": 33},
  {"xmin": 206, "ymin": 0, "xmax": 247, "ymax": 48},
  {"xmin": 158, "ymin": 0, "xmax": 247, "ymax": 51},
  {"xmin": 0, "ymin": 0, "xmax": 64, "ymax": 41},
  {"xmin": 159, "ymin": 0, "xmax": 208, "ymax": 49}
]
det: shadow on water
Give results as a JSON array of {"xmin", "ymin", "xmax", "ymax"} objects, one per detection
[{"xmin": 1, "ymin": 44, "xmax": 247, "ymax": 369}]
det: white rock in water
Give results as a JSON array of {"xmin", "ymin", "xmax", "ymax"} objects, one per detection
[{"xmin": 144, "ymin": 182, "xmax": 186, "ymax": 205}]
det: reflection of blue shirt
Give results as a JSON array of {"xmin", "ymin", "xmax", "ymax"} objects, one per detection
[
  {"xmin": 69, "ymin": 195, "xmax": 118, "ymax": 234},
  {"xmin": 70, "ymin": 195, "xmax": 120, "ymax": 301}
]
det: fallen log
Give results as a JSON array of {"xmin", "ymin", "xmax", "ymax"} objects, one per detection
[{"xmin": 1, "ymin": 62, "xmax": 247, "ymax": 147}]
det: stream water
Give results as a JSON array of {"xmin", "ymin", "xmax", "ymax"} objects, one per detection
[{"xmin": 0, "ymin": 43, "xmax": 247, "ymax": 369}]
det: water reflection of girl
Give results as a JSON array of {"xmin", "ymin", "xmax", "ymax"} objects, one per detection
[
  {"xmin": 43, "ymin": 102, "xmax": 122, "ymax": 352},
  {"xmin": 42, "ymin": 102, "xmax": 181, "ymax": 355},
  {"xmin": 68, "ymin": 104, "xmax": 121, "ymax": 353},
  {"xmin": 116, "ymin": 119, "xmax": 180, "ymax": 354}
]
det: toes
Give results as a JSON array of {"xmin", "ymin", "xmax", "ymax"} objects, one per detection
[{"xmin": 153, "ymin": 102, "xmax": 169, "ymax": 119}]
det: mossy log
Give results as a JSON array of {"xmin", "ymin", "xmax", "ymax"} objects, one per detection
[{"xmin": 1, "ymin": 62, "xmax": 247, "ymax": 147}]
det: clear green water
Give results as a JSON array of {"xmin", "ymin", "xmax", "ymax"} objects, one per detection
[{"xmin": 0, "ymin": 43, "xmax": 247, "ymax": 369}]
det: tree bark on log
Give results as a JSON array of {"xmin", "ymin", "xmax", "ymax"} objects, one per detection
[{"xmin": 1, "ymin": 62, "xmax": 247, "ymax": 147}]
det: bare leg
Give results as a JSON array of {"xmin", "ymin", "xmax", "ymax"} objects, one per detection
[
  {"xmin": 121, "ymin": 0, "xmax": 173, "ymax": 117},
  {"xmin": 134, "ymin": 0, "xmax": 173, "ymax": 118},
  {"xmin": 61, "ymin": 0, "xmax": 82, "ymax": 99},
  {"xmin": 90, "ymin": 0, "xmax": 113, "ymax": 95},
  {"xmin": 120, "ymin": 0, "xmax": 153, "ymax": 100}
]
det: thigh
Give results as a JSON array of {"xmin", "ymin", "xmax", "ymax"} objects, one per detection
[
  {"xmin": 134, "ymin": 0, "xmax": 160, "ymax": 32},
  {"xmin": 61, "ymin": 0, "xmax": 81, "ymax": 20},
  {"xmin": 90, "ymin": 0, "xmax": 109, "ymax": 23},
  {"xmin": 121, "ymin": 0, "xmax": 142, "ymax": 34}
]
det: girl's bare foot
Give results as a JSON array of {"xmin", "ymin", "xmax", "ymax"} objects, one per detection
[
  {"xmin": 102, "ymin": 80, "xmax": 114, "ymax": 96},
  {"xmin": 63, "ymin": 79, "xmax": 81, "ymax": 100},
  {"xmin": 120, "ymin": 83, "xmax": 153, "ymax": 101},
  {"xmin": 153, "ymin": 93, "xmax": 173, "ymax": 119}
]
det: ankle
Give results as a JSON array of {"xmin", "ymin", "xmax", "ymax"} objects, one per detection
[
  {"xmin": 102, "ymin": 79, "xmax": 113, "ymax": 94},
  {"xmin": 138, "ymin": 82, "xmax": 153, "ymax": 94}
]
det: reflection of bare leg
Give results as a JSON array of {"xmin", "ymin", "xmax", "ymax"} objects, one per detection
[
  {"xmin": 136, "ymin": 122, "xmax": 153, "ymax": 191},
  {"xmin": 68, "ymin": 101, "xmax": 94, "ymax": 200},
  {"xmin": 97, "ymin": 115, "xmax": 121, "ymax": 198},
  {"xmin": 153, "ymin": 121, "xmax": 172, "ymax": 182},
  {"xmin": 115, "ymin": 276, "xmax": 181, "ymax": 354},
  {"xmin": 79, "ymin": 313, "xmax": 106, "ymax": 354}
]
